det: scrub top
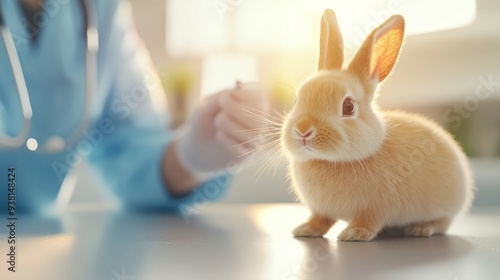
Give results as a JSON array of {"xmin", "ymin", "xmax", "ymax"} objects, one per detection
[{"xmin": 0, "ymin": 0, "xmax": 229, "ymax": 212}]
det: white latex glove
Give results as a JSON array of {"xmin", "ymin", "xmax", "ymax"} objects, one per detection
[{"xmin": 175, "ymin": 82, "xmax": 269, "ymax": 180}]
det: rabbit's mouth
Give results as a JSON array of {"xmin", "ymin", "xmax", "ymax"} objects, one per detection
[
  {"xmin": 293, "ymin": 136, "xmax": 316, "ymax": 153},
  {"xmin": 300, "ymin": 143, "xmax": 314, "ymax": 152},
  {"xmin": 296, "ymin": 141, "xmax": 323, "ymax": 158},
  {"xmin": 301, "ymin": 138, "xmax": 311, "ymax": 148}
]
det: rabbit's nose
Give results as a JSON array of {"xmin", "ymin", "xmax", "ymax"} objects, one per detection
[
  {"xmin": 294, "ymin": 117, "xmax": 316, "ymax": 139},
  {"xmin": 301, "ymin": 130, "xmax": 313, "ymax": 138},
  {"xmin": 293, "ymin": 126, "xmax": 316, "ymax": 140}
]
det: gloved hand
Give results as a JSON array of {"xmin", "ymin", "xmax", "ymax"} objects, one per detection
[{"xmin": 175, "ymin": 82, "xmax": 270, "ymax": 180}]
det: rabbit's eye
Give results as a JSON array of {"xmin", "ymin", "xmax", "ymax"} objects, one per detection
[{"xmin": 342, "ymin": 98, "xmax": 355, "ymax": 117}]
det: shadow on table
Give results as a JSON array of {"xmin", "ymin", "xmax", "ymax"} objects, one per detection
[
  {"xmin": 1, "ymin": 209, "xmax": 235, "ymax": 280},
  {"xmin": 81, "ymin": 211, "xmax": 231, "ymax": 280},
  {"xmin": 292, "ymin": 235, "xmax": 473, "ymax": 279}
]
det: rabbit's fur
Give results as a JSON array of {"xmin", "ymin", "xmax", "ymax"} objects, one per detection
[{"xmin": 281, "ymin": 10, "xmax": 474, "ymax": 241}]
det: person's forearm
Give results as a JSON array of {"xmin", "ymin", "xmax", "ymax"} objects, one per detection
[{"xmin": 162, "ymin": 140, "xmax": 202, "ymax": 197}]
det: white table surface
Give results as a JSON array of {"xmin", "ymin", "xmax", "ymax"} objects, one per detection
[{"xmin": 1, "ymin": 203, "xmax": 500, "ymax": 280}]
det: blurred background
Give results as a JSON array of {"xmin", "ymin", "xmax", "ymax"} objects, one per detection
[{"xmin": 72, "ymin": 0, "xmax": 500, "ymax": 207}]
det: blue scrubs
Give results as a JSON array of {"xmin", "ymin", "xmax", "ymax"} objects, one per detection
[{"xmin": 0, "ymin": 0, "xmax": 229, "ymax": 212}]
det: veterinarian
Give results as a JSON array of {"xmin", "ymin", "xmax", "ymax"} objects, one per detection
[{"xmin": 0, "ymin": 0, "xmax": 268, "ymax": 212}]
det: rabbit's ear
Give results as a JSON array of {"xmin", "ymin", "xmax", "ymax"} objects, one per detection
[
  {"xmin": 318, "ymin": 9, "xmax": 344, "ymax": 71},
  {"xmin": 348, "ymin": 15, "xmax": 404, "ymax": 88}
]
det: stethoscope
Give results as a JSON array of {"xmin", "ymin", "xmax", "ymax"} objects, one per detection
[{"xmin": 0, "ymin": 0, "xmax": 98, "ymax": 153}]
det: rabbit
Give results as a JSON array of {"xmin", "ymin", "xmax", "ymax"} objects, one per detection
[{"xmin": 280, "ymin": 9, "xmax": 474, "ymax": 241}]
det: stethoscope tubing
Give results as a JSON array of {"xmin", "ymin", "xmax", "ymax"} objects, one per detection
[
  {"xmin": 0, "ymin": 23, "xmax": 33, "ymax": 148},
  {"xmin": 0, "ymin": 0, "xmax": 97, "ymax": 153}
]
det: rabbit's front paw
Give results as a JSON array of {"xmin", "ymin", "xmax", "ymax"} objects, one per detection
[
  {"xmin": 338, "ymin": 227, "xmax": 376, "ymax": 241},
  {"xmin": 292, "ymin": 223, "xmax": 324, "ymax": 237}
]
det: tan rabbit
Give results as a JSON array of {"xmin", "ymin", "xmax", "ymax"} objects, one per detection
[{"xmin": 281, "ymin": 9, "xmax": 474, "ymax": 241}]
